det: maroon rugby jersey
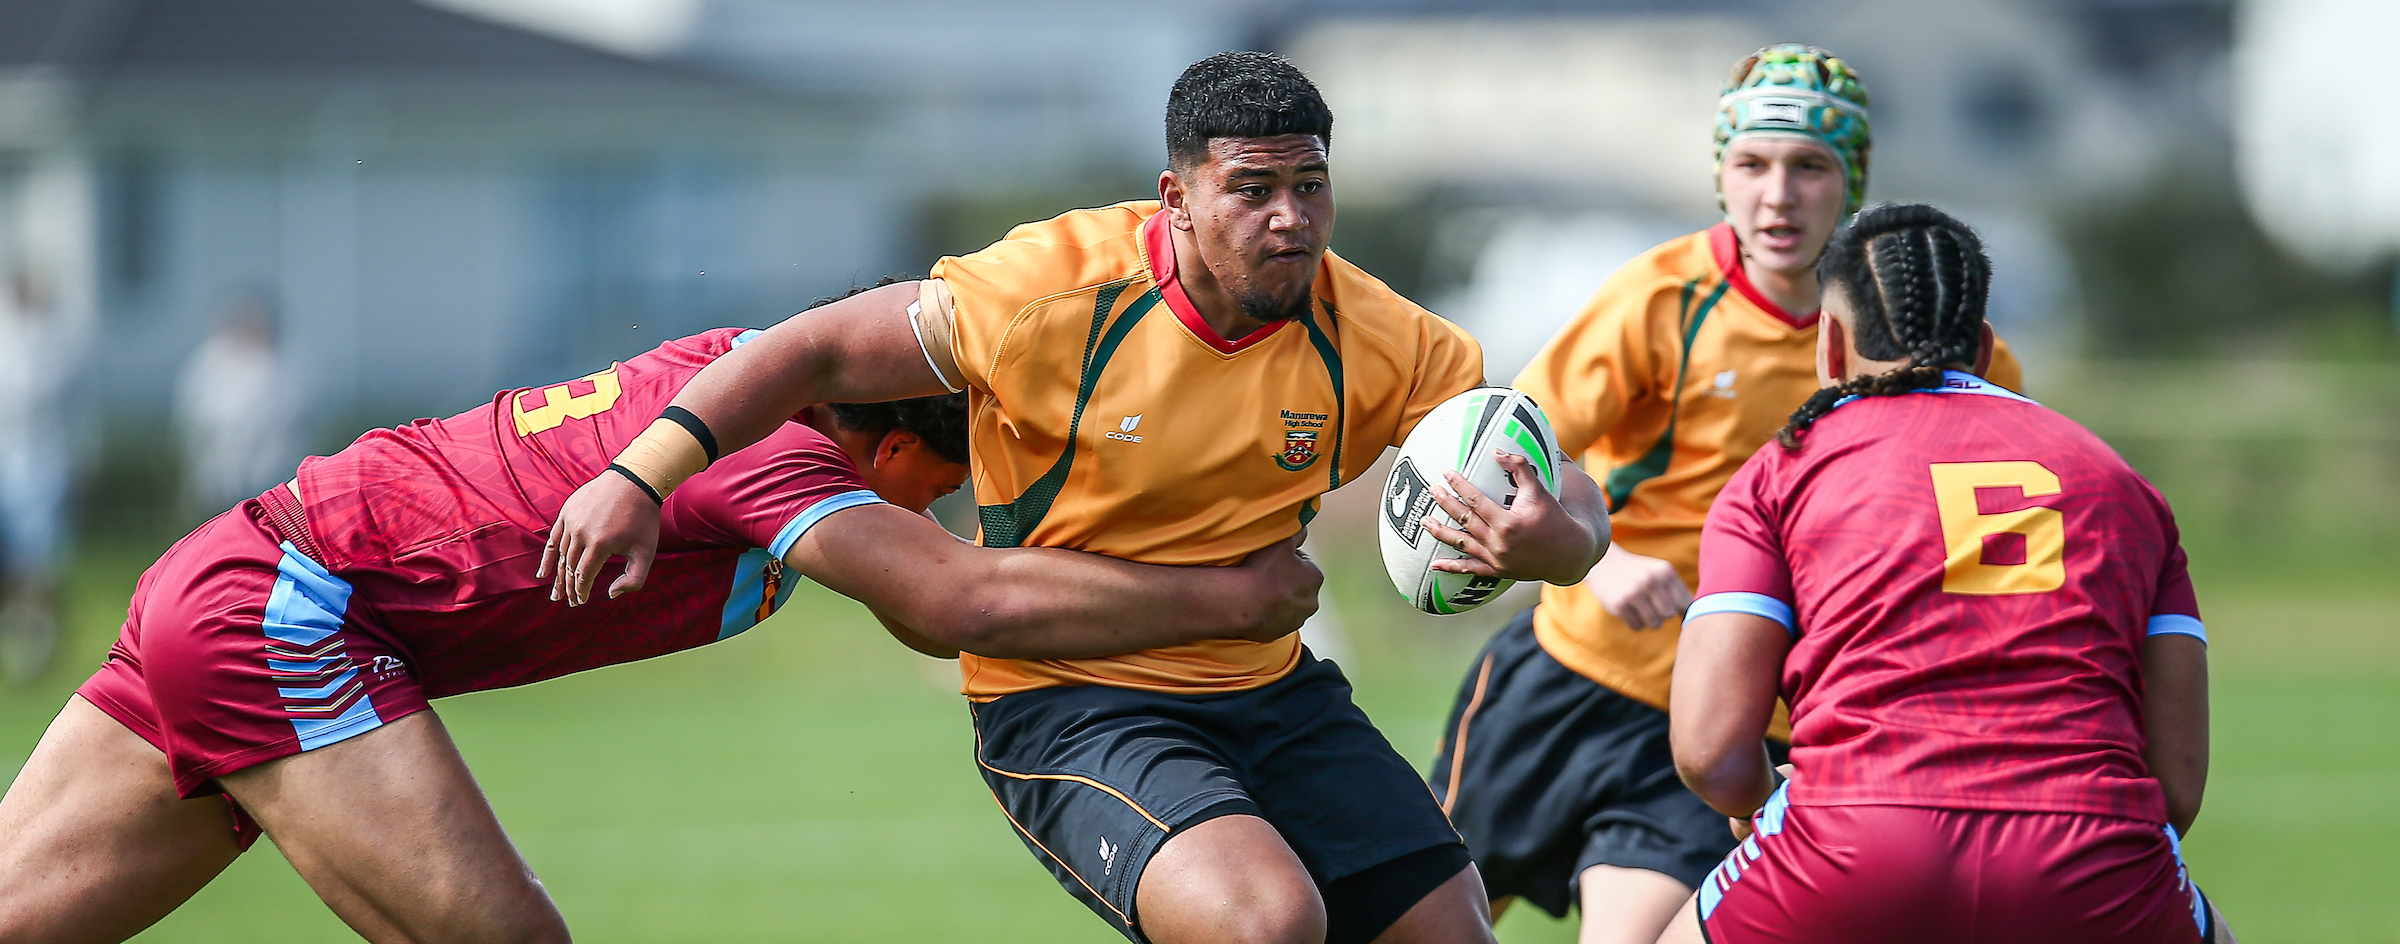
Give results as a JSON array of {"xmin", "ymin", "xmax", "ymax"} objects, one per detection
[
  {"xmin": 282, "ymin": 327, "xmax": 884, "ymax": 698},
  {"xmin": 1690, "ymin": 372, "xmax": 2202, "ymax": 822}
]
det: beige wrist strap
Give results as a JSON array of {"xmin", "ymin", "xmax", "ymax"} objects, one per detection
[{"xmin": 614, "ymin": 417, "xmax": 712, "ymax": 500}]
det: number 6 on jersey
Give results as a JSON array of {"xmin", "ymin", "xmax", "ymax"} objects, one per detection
[{"xmin": 1930, "ymin": 460, "xmax": 2064, "ymax": 595}]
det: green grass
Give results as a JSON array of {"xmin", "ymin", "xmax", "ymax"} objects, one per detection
[{"xmin": 4, "ymin": 520, "xmax": 2396, "ymax": 942}]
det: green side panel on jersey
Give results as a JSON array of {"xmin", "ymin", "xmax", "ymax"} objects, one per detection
[
  {"xmin": 1602, "ymin": 278, "xmax": 1731, "ymax": 512},
  {"xmin": 976, "ymin": 282, "xmax": 1157, "ymax": 548},
  {"xmin": 1297, "ymin": 304, "xmax": 1348, "ymax": 495}
]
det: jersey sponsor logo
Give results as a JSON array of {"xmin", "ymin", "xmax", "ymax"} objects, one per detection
[
  {"xmin": 1710, "ymin": 369, "xmax": 1738, "ymax": 398},
  {"xmin": 1383, "ymin": 458, "xmax": 1435, "ymax": 547},
  {"xmin": 511, "ymin": 364, "xmax": 624, "ymax": 436},
  {"xmin": 1105, "ymin": 414, "xmax": 1145, "ymax": 443},
  {"xmin": 1276, "ymin": 409, "xmax": 1328, "ymax": 471}
]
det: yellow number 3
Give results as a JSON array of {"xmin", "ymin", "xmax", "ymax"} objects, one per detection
[
  {"xmin": 511, "ymin": 365, "xmax": 624, "ymax": 436},
  {"xmin": 1929, "ymin": 461, "xmax": 2065, "ymax": 595}
]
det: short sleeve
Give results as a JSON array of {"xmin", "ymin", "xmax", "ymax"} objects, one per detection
[
  {"xmin": 1689, "ymin": 453, "xmax": 1797, "ymax": 634},
  {"xmin": 928, "ymin": 248, "xmax": 1014, "ymax": 394},
  {"xmin": 662, "ymin": 423, "xmax": 886, "ymax": 556},
  {"xmin": 2145, "ymin": 505, "xmax": 2205, "ymax": 644},
  {"xmin": 1391, "ymin": 312, "xmax": 1487, "ymax": 446},
  {"xmin": 1510, "ymin": 276, "xmax": 1662, "ymax": 459}
]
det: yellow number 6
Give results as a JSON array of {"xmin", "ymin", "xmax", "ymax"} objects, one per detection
[
  {"xmin": 1929, "ymin": 461, "xmax": 2065, "ymax": 595},
  {"xmin": 512, "ymin": 365, "xmax": 624, "ymax": 436}
]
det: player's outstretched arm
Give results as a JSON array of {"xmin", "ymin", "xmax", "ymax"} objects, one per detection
[
  {"xmin": 1669, "ymin": 611, "xmax": 1791, "ymax": 819},
  {"xmin": 787, "ymin": 503, "xmax": 1323, "ymax": 660},
  {"xmin": 1424, "ymin": 453, "xmax": 1611, "ymax": 585},
  {"xmin": 2143, "ymin": 634, "xmax": 2209, "ymax": 836},
  {"xmin": 543, "ymin": 281, "xmax": 948, "ymax": 606}
]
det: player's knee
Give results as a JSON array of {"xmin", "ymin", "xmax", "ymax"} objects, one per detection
[
  {"xmin": 1207, "ymin": 882, "xmax": 1326, "ymax": 944},
  {"xmin": 1138, "ymin": 815, "xmax": 1327, "ymax": 944}
]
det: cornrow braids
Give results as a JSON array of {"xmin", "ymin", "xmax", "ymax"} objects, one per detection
[{"xmin": 1777, "ymin": 204, "xmax": 1992, "ymax": 450}]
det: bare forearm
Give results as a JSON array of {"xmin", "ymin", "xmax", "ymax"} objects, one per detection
[
  {"xmin": 2143, "ymin": 634, "xmax": 2210, "ymax": 834},
  {"xmin": 931, "ymin": 549, "xmax": 1272, "ymax": 660},
  {"xmin": 1670, "ymin": 612, "xmax": 1790, "ymax": 817},
  {"xmin": 666, "ymin": 281, "xmax": 942, "ymax": 457},
  {"xmin": 1553, "ymin": 462, "xmax": 1612, "ymax": 581}
]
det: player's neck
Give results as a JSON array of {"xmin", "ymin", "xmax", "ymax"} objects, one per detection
[
  {"xmin": 1743, "ymin": 256, "xmax": 1822, "ymax": 318},
  {"xmin": 1168, "ymin": 224, "xmax": 1273, "ymax": 341}
]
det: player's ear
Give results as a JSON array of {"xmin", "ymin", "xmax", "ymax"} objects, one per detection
[
  {"xmin": 1159, "ymin": 168, "xmax": 1194, "ymax": 228},
  {"xmin": 875, "ymin": 429, "xmax": 921, "ymax": 469},
  {"xmin": 1974, "ymin": 324, "xmax": 1995, "ymax": 377},
  {"xmin": 1817, "ymin": 316, "xmax": 1847, "ymax": 386}
]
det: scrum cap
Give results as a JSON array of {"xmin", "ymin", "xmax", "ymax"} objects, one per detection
[{"xmin": 1714, "ymin": 44, "xmax": 1872, "ymax": 216}]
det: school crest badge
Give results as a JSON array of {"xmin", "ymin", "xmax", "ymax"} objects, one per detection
[{"xmin": 1277, "ymin": 429, "xmax": 1320, "ymax": 471}]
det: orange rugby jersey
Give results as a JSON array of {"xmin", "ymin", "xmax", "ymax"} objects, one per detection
[
  {"xmin": 1514, "ymin": 223, "xmax": 2023, "ymax": 712},
  {"xmin": 931, "ymin": 202, "xmax": 1484, "ymax": 697}
]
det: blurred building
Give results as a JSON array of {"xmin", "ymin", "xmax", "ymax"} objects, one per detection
[
  {"xmin": 1, "ymin": 0, "xmax": 902, "ymax": 432},
  {"xmin": 0, "ymin": 0, "xmax": 2244, "ymax": 430},
  {"xmin": 1268, "ymin": 0, "xmax": 2234, "ymax": 376}
]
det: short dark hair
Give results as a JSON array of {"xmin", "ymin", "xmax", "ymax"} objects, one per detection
[
  {"xmin": 804, "ymin": 277, "xmax": 970, "ymax": 464},
  {"xmin": 1165, "ymin": 51, "xmax": 1334, "ymax": 172}
]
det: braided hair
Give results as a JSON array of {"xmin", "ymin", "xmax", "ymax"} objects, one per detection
[{"xmin": 1777, "ymin": 203, "xmax": 1991, "ymax": 450}]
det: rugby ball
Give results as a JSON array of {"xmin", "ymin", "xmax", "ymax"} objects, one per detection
[{"xmin": 1379, "ymin": 387, "xmax": 1566, "ymax": 615}]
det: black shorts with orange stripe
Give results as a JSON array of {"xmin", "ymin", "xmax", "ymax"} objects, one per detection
[
  {"xmin": 1427, "ymin": 607, "xmax": 1789, "ymax": 918},
  {"xmin": 970, "ymin": 649, "xmax": 1467, "ymax": 944}
]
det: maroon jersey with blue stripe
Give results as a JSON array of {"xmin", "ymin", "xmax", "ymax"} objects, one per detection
[
  {"xmin": 1691, "ymin": 372, "xmax": 2201, "ymax": 821},
  {"xmin": 288, "ymin": 328, "xmax": 883, "ymax": 698}
]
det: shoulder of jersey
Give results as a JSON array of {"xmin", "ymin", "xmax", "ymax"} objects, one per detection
[
  {"xmin": 943, "ymin": 202, "xmax": 1153, "ymax": 299},
  {"xmin": 1317, "ymin": 249, "xmax": 1468, "ymax": 355},
  {"xmin": 1565, "ymin": 229, "xmax": 1720, "ymax": 325},
  {"xmin": 622, "ymin": 327, "xmax": 746, "ymax": 376},
  {"xmin": 756, "ymin": 418, "xmax": 852, "ymax": 460},
  {"xmin": 1616, "ymin": 230, "xmax": 1720, "ymax": 297}
]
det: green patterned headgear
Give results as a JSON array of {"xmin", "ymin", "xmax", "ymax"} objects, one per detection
[{"xmin": 1713, "ymin": 44, "xmax": 1872, "ymax": 216}]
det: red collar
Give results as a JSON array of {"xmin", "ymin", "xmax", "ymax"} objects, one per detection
[
  {"xmin": 1709, "ymin": 222, "xmax": 1818, "ymax": 330},
  {"xmin": 1142, "ymin": 208, "xmax": 1289, "ymax": 354}
]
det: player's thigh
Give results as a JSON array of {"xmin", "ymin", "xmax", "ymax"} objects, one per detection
[
  {"xmin": 1365, "ymin": 861, "xmax": 1494, "ymax": 944},
  {"xmin": 973, "ymin": 684, "xmax": 1261, "ymax": 942},
  {"xmin": 220, "ymin": 709, "xmax": 568, "ymax": 944},
  {"xmin": 1650, "ymin": 893, "xmax": 1705, "ymax": 944},
  {"xmin": 1138, "ymin": 813, "xmax": 1325, "ymax": 944},
  {"xmin": 0, "ymin": 695, "xmax": 248, "ymax": 944},
  {"xmin": 1575, "ymin": 865, "xmax": 1694, "ymax": 944}
]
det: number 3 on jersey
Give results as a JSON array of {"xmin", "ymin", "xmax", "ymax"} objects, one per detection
[
  {"xmin": 512, "ymin": 365, "xmax": 624, "ymax": 436},
  {"xmin": 1929, "ymin": 461, "xmax": 2065, "ymax": 595}
]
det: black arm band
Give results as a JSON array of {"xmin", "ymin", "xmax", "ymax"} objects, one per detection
[
  {"xmin": 608, "ymin": 463, "xmax": 665, "ymax": 506},
  {"xmin": 660, "ymin": 406, "xmax": 720, "ymax": 463}
]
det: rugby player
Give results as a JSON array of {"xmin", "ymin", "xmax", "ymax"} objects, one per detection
[
  {"xmin": 1429, "ymin": 44, "xmax": 2025, "ymax": 944},
  {"xmin": 0, "ymin": 291, "xmax": 1329, "ymax": 943},
  {"xmin": 545, "ymin": 52, "xmax": 1613, "ymax": 944},
  {"xmin": 1664, "ymin": 203, "xmax": 2231, "ymax": 943}
]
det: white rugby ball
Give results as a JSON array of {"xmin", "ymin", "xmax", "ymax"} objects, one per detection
[{"xmin": 1379, "ymin": 387, "xmax": 1567, "ymax": 615}]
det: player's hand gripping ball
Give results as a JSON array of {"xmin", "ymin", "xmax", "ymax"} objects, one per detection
[{"xmin": 1379, "ymin": 387, "xmax": 1566, "ymax": 614}]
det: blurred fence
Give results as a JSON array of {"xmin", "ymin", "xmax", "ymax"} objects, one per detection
[{"xmin": 2042, "ymin": 361, "xmax": 2400, "ymax": 560}]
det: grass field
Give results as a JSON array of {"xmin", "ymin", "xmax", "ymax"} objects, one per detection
[{"xmin": 4, "ymin": 500, "xmax": 2398, "ymax": 941}]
